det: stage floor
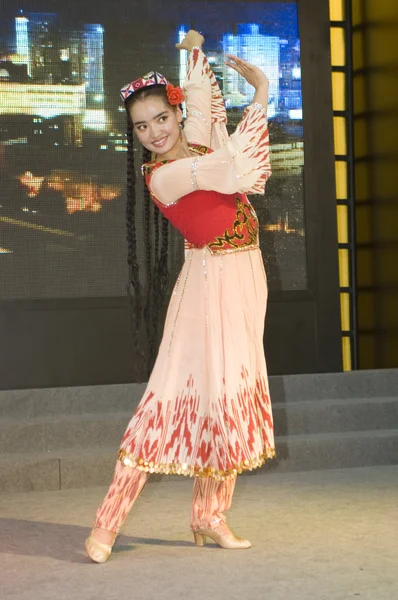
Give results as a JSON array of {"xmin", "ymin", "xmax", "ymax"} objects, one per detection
[{"xmin": 1, "ymin": 466, "xmax": 397, "ymax": 600}]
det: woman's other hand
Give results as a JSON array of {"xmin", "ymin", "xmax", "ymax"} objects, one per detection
[
  {"xmin": 224, "ymin": 55, "xmax": 269, "ymax": 90},
  {"xmin": 175, "ymin": 30, "xmax": 204, "ymax": 52},
  {"xmin": 225, "ymin": 54, "xmax": 269, "ymax": 110}
]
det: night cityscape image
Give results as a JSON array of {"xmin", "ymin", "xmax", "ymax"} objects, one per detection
[{"xmin": 0, "ymin": 1, "xmax": 306, "ymax": 299}]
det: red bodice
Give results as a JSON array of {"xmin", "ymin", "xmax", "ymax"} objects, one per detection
[{"xmin": 144, "ymin": 149, "xmax": 259, "ymax": 253}]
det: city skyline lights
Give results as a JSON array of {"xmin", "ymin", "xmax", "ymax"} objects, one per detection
[
  {"xmin": 0, "ymin": 2, "xmax": 307, "ymax": 299},
  {"xmin": 178, "ymin": 22, "xmax": 302, "ymax": 117}
]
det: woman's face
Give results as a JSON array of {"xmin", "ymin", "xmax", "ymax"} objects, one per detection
[{"xmin": 129, "ymin": 96, "xmax": 183, "ymax": 159}]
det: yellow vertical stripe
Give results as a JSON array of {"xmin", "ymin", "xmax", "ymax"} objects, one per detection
[
  {"xmin": 339, "ymin": 250, "xmax": 350, "ymax": 288},
  {"xmin": 330, "ymin": 0, "xmax": 352, "ymax": 370},
  {"xmin": 330, "ymin": 28, "xmax": 346, "ymax": 67},
  {"xmin": 332, "ymin": 71, "xmax": 346, "ymax": 111},
  {"xmin": 329, "ymin": 0, "xmax": 345, "ymax": 21},
  {"xmin": 337, "ymin": 205, "xmax": 349, "ymax": 244},
  {"xmin": 340, "ymin": 292, "xmax": 351, "ymax": 331},
  {"xmin": 334, "ymin": 116, "xmax": 347, "ymax": 155},
  {"xmin": 335, "ymin": 161, "xmax": 348, "ymax": 199},
  {"xmin": 342, "ymin": 337, "xmax": 352, "ymax": 370}
]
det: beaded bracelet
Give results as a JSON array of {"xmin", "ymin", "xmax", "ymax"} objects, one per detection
[
  {"xmin": 191, "ymin": 156, "xmax": 200, "ymax": 190},
  {"xmin": 250, "ymin": 102, "xmax": 268, "ymax": 115}
]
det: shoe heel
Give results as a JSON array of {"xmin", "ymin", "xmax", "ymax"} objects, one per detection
[{"xmin": 193, "ymin": 532, "xmax": 207, "ymax": 546}]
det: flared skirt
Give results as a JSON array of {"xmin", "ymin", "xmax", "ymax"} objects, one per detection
[{"xmin": 118, "ymin": 246, "xmax": 275, "ymax": 480}]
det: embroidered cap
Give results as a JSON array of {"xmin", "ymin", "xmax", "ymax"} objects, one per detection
[{"xmin": 120, "ymin": 71, "xmax": 169, "ymax": 101}]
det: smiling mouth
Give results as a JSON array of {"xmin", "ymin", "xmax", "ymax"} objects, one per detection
[{"xmin": 152, "ymin": 137, "xmax": 168, "ymax": 148}]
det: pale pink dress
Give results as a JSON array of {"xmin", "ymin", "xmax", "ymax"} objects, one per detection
[{"xmin": 118, "ymin": 48, "xmax": 275, "ymax": 481}]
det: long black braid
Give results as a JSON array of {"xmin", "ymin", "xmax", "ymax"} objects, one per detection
[
  {"xmin": 126, "ymin": 119, "xmax": 145, "ymax": 374},
  {"xmin": 142, "ymin": 147, "xmax": 153, "ymax": 360},
  {"xmin": 125, "ymin": 88, "xmax": 172, "ymax": 377}
]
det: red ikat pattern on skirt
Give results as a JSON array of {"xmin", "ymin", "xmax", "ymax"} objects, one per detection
[{"xmin": 118, "ymin": 366, "xmax": 275, "ymax": 478}]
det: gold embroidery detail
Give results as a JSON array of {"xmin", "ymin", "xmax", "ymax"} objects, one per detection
[
  {"xmin": 206, "ymin": 197, "xmax": 259, "ymax": 253},
  {"xmin": 189, "ymin": 144, "xmax": 209, "ymax": 157},
  {"xmin": 117, "ymin": 447, "xmax": 276, "ymax": 481},
  {"xmin": 186, "ymin": 244, "xmax": 260, "ymax": 256}
]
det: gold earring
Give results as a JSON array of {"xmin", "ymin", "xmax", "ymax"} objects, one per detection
[{"xmin": 179, "ymin": 123, "xmax": 183, "ymax": 141}]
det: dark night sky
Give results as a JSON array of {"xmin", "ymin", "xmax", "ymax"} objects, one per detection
[
  {"xmin": 4, "ymin": 0, "xmax": 298, "ymax": 32},
  {"xmin": 2, "ymin": 1, "xmax": 299, "ymax": 105},
  {"xmin": 3, "ymin": 1, "xmax": 299, "ymax": 50}
]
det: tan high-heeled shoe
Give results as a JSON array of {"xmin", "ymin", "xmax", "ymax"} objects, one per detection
[
  {"xmin": 85, "ymin": 532, "xmax": 116, "ymax": 563},
  {"xmin": 193, "ymin": 523, "xmax": 252, "ymax": 549}
]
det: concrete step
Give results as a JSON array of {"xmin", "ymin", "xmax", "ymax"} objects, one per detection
[
  {"xmin": 1, "ymin": 397, "xmax": 398, "ymax": 455},
  {"xmin": 1, "ymin": 369, "xmax": 397, "ymax": 420},
  {"xmin": 273, "ymin": 396, "xmax": 398, "ymax": 436},
  {"xmin": 0, "ymin": 383, "xmax": 147, "ymax": 420},
  {"xmin": 1, "ymin": 428, "xmax": 398, "ymax": 493},
  {"xmin": 0, "ymin": 413, "xmax": 128, "ymax": 454},
  {"xmin": 269, "ymin": 368, "xmax": 398, "ymax": 402}
]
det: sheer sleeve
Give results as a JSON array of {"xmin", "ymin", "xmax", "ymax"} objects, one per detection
[
  {"xmin": 149, "ymin": 103, "xmax": 271, "ymax": 206},
  {"xmin": 183, "ymin": 47, "xmax": 228, "ymax": 148}
]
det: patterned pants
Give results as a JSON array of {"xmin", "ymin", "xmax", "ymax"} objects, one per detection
[{"xmin": 94, "ymin": 461, "xmax": 236, "ymax": 534}]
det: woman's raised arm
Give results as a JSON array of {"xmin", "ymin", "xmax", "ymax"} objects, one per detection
[
  {"xmin": 177, "ymin": 30, "xmax": 227, "ymax": 148},
  {"xmin": 148, "ymin": 103, "xmax": 270, "ymax": 205}
]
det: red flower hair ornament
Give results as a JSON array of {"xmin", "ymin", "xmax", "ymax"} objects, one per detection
[{"xmin": 166, "ymin": 83, "xmax": 185, "ymax": 106}]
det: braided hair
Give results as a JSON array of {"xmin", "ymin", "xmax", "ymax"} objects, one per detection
[{"xmin": 125, "ymin": 85, "xmax": 171, "ymax": 378}]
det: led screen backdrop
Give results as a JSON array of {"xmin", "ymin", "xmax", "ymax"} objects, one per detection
[{"xmin": 0, "ymin": 0, "xmax": 305, "ymax": 299}]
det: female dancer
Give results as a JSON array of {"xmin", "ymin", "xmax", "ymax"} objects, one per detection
[{"xmin": 86, "ymin": 30, "xmax": 275, "ymax": 563}]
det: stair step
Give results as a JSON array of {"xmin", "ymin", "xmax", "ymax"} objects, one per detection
[
  {"xmin": 268, "ymin": 369, "xmax": 398, "ymax": 402},
  {"xmin": 1, "ymin": 397, "xmax": 398, "ymax": 455},
  {"xmin": 264, "ymin": 429, "xmax": 398, "ymax": 474},
  {"xmin": 0, "ymin": 383, "xmax": 147, "ymax": 419},
  {"xmin": 1, "ymin": 371, "xmax": 397, "ymax": 493},
  {"xmin": 1, "ymin": 428, "xmax": 397, "ymax": 493},
  {"xmin": 271, "ymin": 396, "xmax": 398, "ymax": 435},
  {"xmin": 1, "ymin": 369, "xmax": 397, "ymax": 420}
]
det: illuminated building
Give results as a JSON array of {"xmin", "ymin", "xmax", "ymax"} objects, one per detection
[
  {"xmin": 222, "ymin": 24, "xmax": 280, "ymax": 116},
  {"xmin": 0, "ymin": 82, "xmax": 85, "ymax": 145},
  {"xmin": 83, "ymin": 25, "xmax": 105, "ymax": 106},
  {"xmin": 8, "ymin": 14, "xmax": 107, "ymax": 134},
  {"xmin": 0, "ymin": 82, "xmax": 86, "ymax": 117},
  {"xmin": 178, "ymin": 27, "xmax": 188, "ymax": 116},
  {"xmin": 279, "ymin": 40, "xmax": 302, "ymax": 119},
  {"xmin": 15, "ymin": 16, "xmax": 30, "ymax": 76},
  {"xmin": 81, "ymin": 25, "xmax": 106, "ymax": 129},
  {"xmin": 24, "ymin": 13, "xmax": 58, "ymax": 83},
  {"xmin": 57, "ymin": 33, "xmax": 85, "ymax": 85}
]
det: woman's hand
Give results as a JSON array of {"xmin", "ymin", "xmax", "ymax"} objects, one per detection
[
  {"xmin": 225, "ymin": 54, "xmax": 269, "ymax": 110},
  {"xmin": 224, "ymin": 54, "xmax": 269, "ymax": 90},
  {"xmin": 175, "ymin": 30, "xmax": 204, "ymax": 52}
]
